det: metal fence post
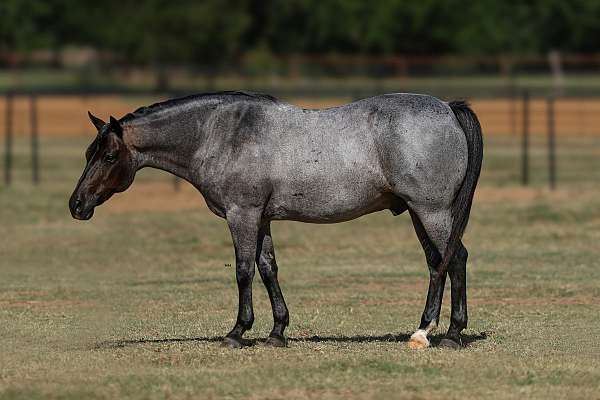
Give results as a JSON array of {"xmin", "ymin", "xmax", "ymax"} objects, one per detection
[
  {"xmin": 547, "ymin": 96, "xmax": 556, "ymax": 190},
  {"xmin": 521, "ymin": 90, "xmax": 530, "ymax": 186},
  {"xmin": 510, "ymin": 84, "xmax": 517, "ymax": 137},
  {"xmin": 4, "ymin": 92, "xmax": 13, "ymax": 186},
  {"xmin": 30, "ymin": 94, "xmax": 40, "ymax": 185}
]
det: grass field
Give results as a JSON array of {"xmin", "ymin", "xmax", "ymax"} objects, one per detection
[
  {"xmin": 1, "ymin": 135, "xmax": 600, "ymax": 399},
  {"xmin": 4, "ymin": 68, "xmax": 600, "ymax": 95}
]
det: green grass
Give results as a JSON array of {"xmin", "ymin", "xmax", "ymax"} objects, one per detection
[{"xmin": 1, "ymin": 136, "xmax": 599, "ymax": 399}]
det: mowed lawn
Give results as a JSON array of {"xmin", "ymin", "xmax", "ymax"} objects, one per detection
[{"xmin": 1, "ymin": 135, "xmax": 599, "ymax": 399}]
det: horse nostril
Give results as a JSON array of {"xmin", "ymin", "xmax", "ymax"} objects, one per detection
[{"xmin": 74, "ymin": 199, "xmax": 82, "ymax": 212}]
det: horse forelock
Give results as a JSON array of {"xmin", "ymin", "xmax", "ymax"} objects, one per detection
[{"xmin": 86, "ymin": 126, "xmax": 112, "ymax": 161}]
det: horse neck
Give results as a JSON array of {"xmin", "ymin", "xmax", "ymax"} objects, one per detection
[{"xmin": 124, "ymin": 114, "xmax": 203, "ymax": 182}]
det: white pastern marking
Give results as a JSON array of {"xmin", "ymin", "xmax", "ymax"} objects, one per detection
[
  {"xmin": 408, "ymin": 329, "xmax": 430, "ymax": 348},
  {"xmin": 408, "ymin": 321, "xmax": 437, "ymax": 349}
]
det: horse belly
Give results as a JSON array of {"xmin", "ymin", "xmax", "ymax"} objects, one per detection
[
  {"xmin": 265, "ymin": 172, "xmax": 396, "ymax": 223},
  {"xmin": 264, "ymin": 116, "xmax": 396, "ymax": 222}
]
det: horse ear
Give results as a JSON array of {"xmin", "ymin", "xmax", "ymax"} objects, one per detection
[
  {"xmin": 88, "ymin": 111, "xmax": 106, "ymax": 131},
  {"xmin": 109, "ymin": 116, "xmax": 123, "ymax": 138}
]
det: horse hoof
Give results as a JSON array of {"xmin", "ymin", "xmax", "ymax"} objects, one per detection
[
  {"xmin": 221, "ymin": 336, "xmax": 244, "ymax": 349},
  {"xmin": 407, "ymin": 331, "xmax": 430, "ymax": 349},
  {"xmin": 264, "ymin": 335, "xmax": 287, "ymax": 348},
  {"xmin": 438, "ymin": 338, "xmax": 462, "ymax": 350}
]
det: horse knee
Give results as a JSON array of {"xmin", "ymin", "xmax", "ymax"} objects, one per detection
[{"xmin": 236, "ymin": 261, "xmax": 255, "ymax": 286}]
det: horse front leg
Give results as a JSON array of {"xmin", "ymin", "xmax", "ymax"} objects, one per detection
[
  {"xmin": 256, "ymin": 223, "xmax": 289, "ymax": 347},
  {"xmin": 221, "ymin": 207, "xmax": 261, "ymax": 349}
]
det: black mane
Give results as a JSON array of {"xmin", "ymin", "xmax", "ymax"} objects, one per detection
[{"xmin": 120, "ymin": 91, "xmax": 279, "ymax": 123}]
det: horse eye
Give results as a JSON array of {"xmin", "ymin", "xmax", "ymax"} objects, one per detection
[{"xmin": 104, "ymin": 153, "xmax": 116, "ymax": 163}]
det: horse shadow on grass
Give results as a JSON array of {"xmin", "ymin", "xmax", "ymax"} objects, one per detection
[{"xmin": 93, "ymin": 332, "xmax": 488, "ymax": 350}]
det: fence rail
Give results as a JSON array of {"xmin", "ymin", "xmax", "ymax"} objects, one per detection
[
  {"xmin": 3, "ymin": 91, "xmax": 600, "ymax": 137},
  {"xmin": 1, "ymin": 89, "xmax": 599, "ymax": 189}
]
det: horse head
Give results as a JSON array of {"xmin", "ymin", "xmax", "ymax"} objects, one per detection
[{"xmin": 69, "ymin": 112, "xmax": 137, "ymax": 220}]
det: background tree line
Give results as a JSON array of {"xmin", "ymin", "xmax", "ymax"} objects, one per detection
[{"xmin": 2, "ymin": 0, "xmax": 600, "ymax": 67}]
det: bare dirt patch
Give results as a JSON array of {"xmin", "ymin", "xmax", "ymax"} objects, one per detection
[
  {"xmin": 4, "ymin": 95, "xmax": 600, "ymax": 137},
  {"xmin": 0, "ymin": 95, "xmax": 139, "ymax": 137},
  {"xmin": 474, "ymin": 186, "xmax": 588, "ymax": 204}
]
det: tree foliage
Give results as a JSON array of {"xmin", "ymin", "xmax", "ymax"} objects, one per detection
[
  {"xmin": 2, "ymin": 0, "xmax": 600, "ymax": 66},
  {"xmin": 0, "ymin": 0, "xmax": 54, "ymax": 53}
]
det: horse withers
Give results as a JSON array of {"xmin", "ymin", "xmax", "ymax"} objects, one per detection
[{"xmin": 69, "ymin": 91, "xmax": 483, "ymax": 349}]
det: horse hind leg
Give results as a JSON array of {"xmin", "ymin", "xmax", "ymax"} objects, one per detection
[
  {"xmin": 406, "ymin": 206, "xmax": 452, "ymax": 349},
  {"xmin": 438, "ymin": 241, "xmax": 468, "ymax": 349}
]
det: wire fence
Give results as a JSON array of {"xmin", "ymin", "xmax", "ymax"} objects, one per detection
[{"xmin": 1, "ymin": 89, "xmax": 599, "ymax": 190}]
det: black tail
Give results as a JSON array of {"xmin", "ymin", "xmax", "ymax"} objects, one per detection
[{"xmin": 437, "ymin": 101, "xmax": 483, "ymax": 277}]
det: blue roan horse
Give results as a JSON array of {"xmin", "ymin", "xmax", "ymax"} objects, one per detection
[{"xmin": 69, "ymin": 91, "xmax": 483, "ymax": 349}]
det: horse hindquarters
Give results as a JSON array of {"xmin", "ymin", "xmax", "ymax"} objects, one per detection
[{"xmin": 399, "ymin": 100, "xmax": 483, "ymax": 349}]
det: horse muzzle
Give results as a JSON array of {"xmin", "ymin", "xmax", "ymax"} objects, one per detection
[{"xmin": 69, "ymin": 195, "xmax": 95, "ymax": 220}]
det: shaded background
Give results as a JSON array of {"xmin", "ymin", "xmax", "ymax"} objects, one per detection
[{"xmin": 3, "ymin": 0, "xmax": 600, "ymax": 93}]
